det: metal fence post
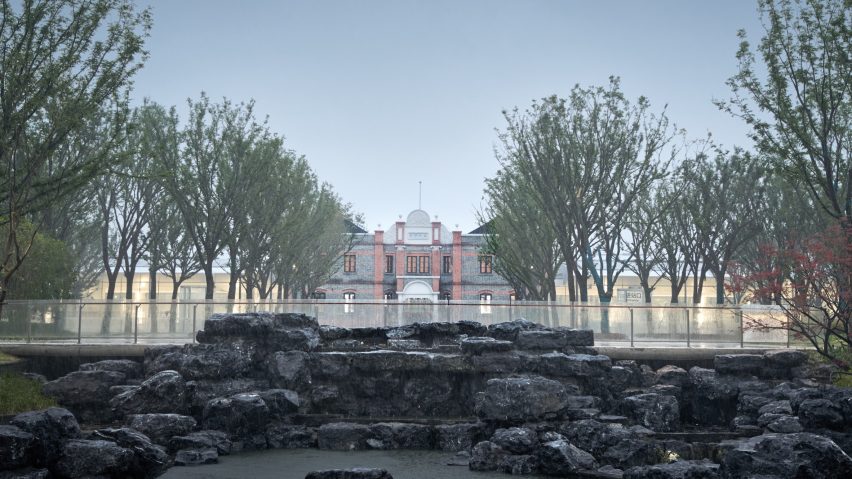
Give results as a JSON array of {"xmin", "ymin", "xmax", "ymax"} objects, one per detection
[
  {"xmin": 787, "ymin": 315, "xmax": 791, "ymax": 348},
  {"xmin": 26, "ymin": 308, "xmax": 32, "ymax": 343},
  {"xmin": 192, "ymin": 304, "xmax": 199, "ymax": 344},
  {"xmin": 685, "ymin": 308, "xmax": 691, "ymax": 348},
  {"xmin": 739, "ymin": 310, "xmax": 744, "ymax": 348},
  {"xmin": 77, "ymin": 303, "xmax": 85, "ymax": 344},
  {"xmin": 629, "ymin": 308, "xmax": 634, "ymax": 348},
  {"xmin": 134, "ymin": 304, "xmax": 141, "ymax": 344}
]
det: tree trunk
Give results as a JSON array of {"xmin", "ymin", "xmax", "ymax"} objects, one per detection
[
  {"xmin": 204, "ymin": 261, "xmax": 215, "ymax": 300},
  {"xmin": 714, "ymin": 265, "xmax": 727, "ymax": 305},
  {"xmin": 148, "ymin": 267, "xmax": 157, "ymax": 300},
  {"xmin": 105, "ymin": 270, "xmax": 119, "ymax": 300},
  {"xmin": 669, "ymin": 280, "xmax": 682, "ymax": 304},
  {"xmin": 124, "ymin": 270, "xmax": 135, "ymax": 300}
]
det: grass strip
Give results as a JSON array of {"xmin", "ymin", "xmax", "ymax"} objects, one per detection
[{"xmin": 0, "ymin": 373, "xmax": 56, "ymax": 415}]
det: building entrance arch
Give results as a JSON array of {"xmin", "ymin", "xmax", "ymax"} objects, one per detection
[{"xmin": 399, "ymin": 280, "xmax": 437, "ymax": 303}]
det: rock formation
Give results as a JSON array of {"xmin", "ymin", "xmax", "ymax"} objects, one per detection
[{"xmin": 1, "ymin": 312, "xmax": 850, "ymax": 478}]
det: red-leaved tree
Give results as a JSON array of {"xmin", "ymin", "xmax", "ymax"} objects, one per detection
[{"xmin": 728, "ymin": 224, "xmax": 852, "ymax": 368}]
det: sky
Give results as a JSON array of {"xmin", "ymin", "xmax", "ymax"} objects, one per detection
[{"xmin": 131, "ymin": 0, "xmax": 767, "ymax": 232}]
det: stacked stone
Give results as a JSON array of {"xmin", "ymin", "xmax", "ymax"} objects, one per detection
[{"xmin": 4, "ymin": 313, "xmax": 852, "ymax": 479}]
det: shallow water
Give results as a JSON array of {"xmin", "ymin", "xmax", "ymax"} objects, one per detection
[{"xmin": 159, "ymin": 449, "xmax": 548, "ymax": 479}]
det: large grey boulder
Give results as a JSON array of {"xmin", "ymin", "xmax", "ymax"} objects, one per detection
[
  {"xmin": 0, "ymin": 426, "xmax": 34, "ymax": 470},
  {"xmin": 168, "ymin": 430, "xmax": 232, "ymax": 455},
  {"xmin": 145, "ymin": 344, "xmax": 254, "ymax": 380},
  {"xmin": 266, "ymin": 424, "xmax": 316, "ymax": 449},
  {"xmin": 187, "ymin": 378, "xmax": 271, "ymax": 413},
  {"xmin": 687, "ymin": 367, "xmax": 739, "ymax": 426},
  {"xmin": 622, "ymin": 393, "xmax": 680, "ymax": 432},
  {"xmin": 474, "ymin": 376, "xmax": 570, "ymax": 421},
  {"xmin": 655, "ymin": 365, "xmax": 690, "ymax": 387},
  {"xmin": 562, "ymin": 419, "xmax": 634, "ymax": 457},
  {"xmin": 128, "ymin": 413, "xmax": 197, "ymax": 446},
  {"xmin": 110, "ymin": 369, "xmax": 188, "ymax": 416},
  {"xmin": 764, "ymin": 349, "xmax": 808, "ymax": 369},
  {"xmin": 42, "ymin": 370, "xmax": 126, "ymax": 421},
  {"xmin": 196, "ymin": 312, "xmax": 320, "ymax": 351},
  {"xmin": 460, "ymin": 337, "xmax": 514, "ymax": 355},
  {"xmin": 367, "ymin": 423, "xmax": 433, "ymax": 450},
  {"xmin": 93, "ymin": 427, "xmax": 171, "ymax": 478},
  {"xmin": 468, "ymin": 441, "xmax": 506, "ymax": 471},
  {"xmin": 305, "ymin": 469, "xmax": 393, "ymax": 479},
  {"xmin": 536, "ymin": 440, "xmax": 598, "ymax": 475},
  {"xmin": 537, "ymin": 353, "xmax": 611, "ymax": 377},
  {"xmin": 490, "ymin": 427, "xmax": 538, "ymax": 455},
  {"xmin": 53, "ymin": 439, "xmax": 134, "ymax": 478},
  {"xmin": 266, "ymin": 350, "xmax": 311, "ymax": 389},
  {"xmin": 487, "ymin": 319, "xmax": 547, "ymax": 341},
  {"xmin": 799, "ymin": 399, "xmax": 845, "ymax": 430},
  {"xmin": 10, "ymin": 408, "xmax": 80, "ymax": 467},
  {"xmin": 317, "ymin": 423, "xmax": 373, "ymax": 450},
  {"xmin": 721, "ymin": 433, "xmax": 852, "ymax": 478},
  {"xmin": 435, "ymin": 423, "xmax": 485, "ymax": 452},
  {"xmin": 79, "ymin": 359, "xmax": 142, "ymax": 379},
  {"xmin": 201, "ymin": 392, "xmax": 270, "ymax": 441},
  {"xmin": 259, "ymin": 389, "xmax": 300, "ymax": 418},
  {"xmin": 714, "ymin": 354, "xmax": 765, "ymax": 376},
  {"xmin": 174, "ymin": 448, "xmax": 218, "ymax": 466},
  {"xmin": 624, "ymin": 460, "xmax": 721, "ymax": 479}
]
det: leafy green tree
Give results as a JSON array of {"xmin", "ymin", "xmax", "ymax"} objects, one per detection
[
  {"xmin": 160, "ymin": 94, "xmax": 271, "ymax": 300},
  {"xmin": 0, "ymin": 0, "xmax": 150, "ymax": 304},
  {"xmin": 655, "ymin": 177, "xmax": 698, "ymax": 303},
  {"xmin": 682, "ymin": 147, "xmax": 768, "ymax": 304},
  {"xmin": 721, "ymin": 0, "xmax": 850, "ymax": 225},
  {"xmin": 2, "ymin": 222, "xmax": 75, "ymax": 300},
  {"xmin": 481, "ymin": 165, "xmax": 562, "ymax": 301},
  {"xmin": 497, "ymin": 78, "xmax": 676, "ymax": 310}
]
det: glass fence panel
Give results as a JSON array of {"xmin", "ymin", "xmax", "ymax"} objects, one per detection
[{"xmin": 0, "ymin": 300, "xmax": 792, "ymax": 348}]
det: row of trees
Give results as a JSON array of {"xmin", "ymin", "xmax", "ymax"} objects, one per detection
[
  {"xmin": 482, "ymin": 0, "xmax": 850, "ymax": 362},
  {"xmin": 482, "ymin": 81, "xmax": 787, "ymax": 306},
  {"xmin": 95, "ymin": 96, "xmax": 358, "ymax": 302},
  {"xmin": 0, "ymin": 0, "xmax": 358, "ymax": 305}
]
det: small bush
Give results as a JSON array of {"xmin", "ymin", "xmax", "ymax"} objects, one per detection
[{"xmin": 0, "ymin": 374, "xmax": 56, "ymax": 415}]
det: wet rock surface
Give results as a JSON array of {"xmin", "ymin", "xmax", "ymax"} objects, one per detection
[
  {"xmin": 304, "ymin": 469, "xmax": 393, "ymax": 479},
  {"xmin": 5, "ymin": 313, "xmax": 851, "ymax": 479}
]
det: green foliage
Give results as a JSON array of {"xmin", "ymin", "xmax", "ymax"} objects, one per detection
[
  {"xmin": 1, "ymin": 221, "xmax": 75, "ymax": 300},
  {"xmin": 0, "ymin": 374, "xmax": 56, "ymax": 415},
  {"xmin": 493, "ymin": 77, "xmax": 676, "ymax": 303},
  {"xmin": 721, "ymin": 0, "xmax": 851, "ymax": 223},
  {"xmin": 0, "ymin": 0, "xmax": 150, "ymax": 301}
]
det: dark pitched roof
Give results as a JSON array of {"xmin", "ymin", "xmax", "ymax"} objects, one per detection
[
  {"xmin": 468, "ymin": 221, "xmax": 492, "ymax": 235},
  {"xmin": 345, "ymin": 219, "xmax": 368, "ymax": 234}
]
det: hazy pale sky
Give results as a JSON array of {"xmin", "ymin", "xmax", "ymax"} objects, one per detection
[{"xmin": 132, "ymin": 0, "xmax": 765, "ymax": 232}]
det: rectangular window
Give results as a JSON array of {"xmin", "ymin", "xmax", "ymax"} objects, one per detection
[
  {"xmin": 385, "ymin": 255, "xmax": 394, "ymax": 274},
  {"xmin": 442, "ymin": 255, "xmax": 452, "ymax": 274},
  {"xmin": 344, "ymin": 254, "xmax": 356, "ymax": 273},
  {"xmin": 480, "ymin": 293, "xmax": 492, "ymax": 314},
  {"xmin": 343, "ymin": 292, "xmax": 355, "ymax": 313},
  {"xmin": 479, "ymin": 255, "xmax": 493, "ymax": 274},
  {"xmin": 406, "ymin": 256, "xmax": 417, "ymax": 273},
  {"xmin": 418, "ymin": 256, "xmax": 430, "ymax": 274}
]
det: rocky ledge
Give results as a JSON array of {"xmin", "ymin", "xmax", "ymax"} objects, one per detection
[{"xmin": 1, "ymin": 312, "xmax": 850, "ymax": 478}]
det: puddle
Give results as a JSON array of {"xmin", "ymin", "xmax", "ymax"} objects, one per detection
[{"xmin": 159, "ymin": 448, "xmax": 549, "ymax": 479}]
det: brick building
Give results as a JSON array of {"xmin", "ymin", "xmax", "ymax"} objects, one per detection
[{"xmin": 318, "ymin": 209, "xmax": 513, "ymax": 302}]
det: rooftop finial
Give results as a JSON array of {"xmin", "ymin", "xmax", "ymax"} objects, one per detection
[{"xmin": 418, "ymin": 181, "xmax": 422, "ymax": 210}]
